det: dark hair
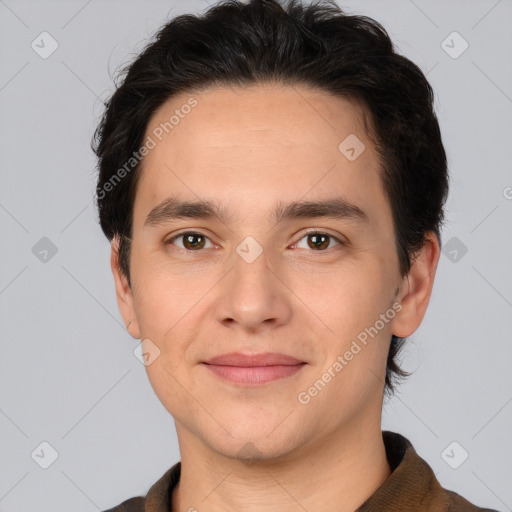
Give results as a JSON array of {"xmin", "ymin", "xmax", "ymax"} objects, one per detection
[{"xmin": 92, "ymin": 0, "xmax": 449, "ymax": 395}]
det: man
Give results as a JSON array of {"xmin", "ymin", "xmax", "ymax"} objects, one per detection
[{"xmin": 93, "ymin": 0, "xmax": 498, "ymax": 510}]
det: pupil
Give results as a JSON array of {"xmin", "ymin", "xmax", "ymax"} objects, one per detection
[
  {"xmin": 186, "ymin": 234, "xmax": 204, "ymax": 249},
  {"xmin": 309, "ymin": 234, "xmax": 328, "ymax": 250}
]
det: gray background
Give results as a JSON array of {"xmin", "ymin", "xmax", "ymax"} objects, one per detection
[{"xmin": 0, "ymin": 0, "xmax": 511, "ymax": 510}]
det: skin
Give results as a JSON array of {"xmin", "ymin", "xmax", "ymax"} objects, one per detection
[{"xmin": 111, "ymin": 83, "xmax": 440, "ymax": 512}]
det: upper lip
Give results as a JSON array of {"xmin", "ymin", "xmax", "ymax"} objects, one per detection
[{"xmin": 204, "ymin": 352, "xmax": 304, "ymax": 367}]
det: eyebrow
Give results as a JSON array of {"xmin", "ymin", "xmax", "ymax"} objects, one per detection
[{"xmin": 144, "ymin": 196, "xmax": 369, "ymax": 228}]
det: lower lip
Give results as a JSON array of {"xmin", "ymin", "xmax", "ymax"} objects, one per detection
[{"xmin": 203, "ymin": 363, "xmax": 306, "ymax": 385}]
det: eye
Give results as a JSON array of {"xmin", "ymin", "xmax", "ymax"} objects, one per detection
[
  {"xmin": 292, "ymin": 231, "xmax": 343, "ymax": 251},
  {"xmin": 165, "ymin": 232, "xmax": 215, "ymax": 251},
  {"xmin": 164, "ymin": 230, "xmax": 343, "ymax": 252}
]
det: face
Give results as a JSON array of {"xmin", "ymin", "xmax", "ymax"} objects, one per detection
[{"xmin": 112, "ymin": 83, "xmax": 435, "ymax": 461}]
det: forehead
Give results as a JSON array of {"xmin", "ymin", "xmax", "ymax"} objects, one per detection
[
  {"xmin": 146, "ymin": 83, "xmax": 370, "ymax": 152},
  {"xmin": 134, "ymin": 83, "xmax": 389, "ymax": 230}
]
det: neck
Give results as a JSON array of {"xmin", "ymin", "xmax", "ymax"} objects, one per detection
[{"xmin": 171, "ymin": 419, "xmax": 391, "ymax": 512}]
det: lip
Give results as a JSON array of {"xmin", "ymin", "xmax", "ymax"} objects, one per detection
[
  {"xmin": 204, "ymin": 352, "xmax": 304, "ymax": 366},
  {"xmin": 202, "ymin": 352, "xmax": 306, "ymax": 385}
]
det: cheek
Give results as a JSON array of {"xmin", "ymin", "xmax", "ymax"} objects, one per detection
[
  {"xmin": 129, "ymin": 253, "xmax": 233, "ymax": 383},
  {"xmin": 130, "ymin": 240, "xmax": 204, "ymax": 319},
  {"xmin": 288, "ymin": 259, "xmax": 391, "ymax": 341},
  {"xmin": 129, "ymin": 261, "xmax": 198, "ymax": 361},
  {"xmin": 286, "ymin": 256, "xmax": 396, "ymax": 401}
]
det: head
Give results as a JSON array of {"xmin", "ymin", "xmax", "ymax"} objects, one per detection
[{"xmin": 93, "ymin": 0, "xmax": 447, "ymax": 460}]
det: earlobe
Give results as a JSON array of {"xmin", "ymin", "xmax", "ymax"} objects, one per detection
[
  {"xmin": 110, "ymin": 235, "xmax": 141, "ymax": 339},
  {"xmin": 391, "ymin": 232, "xmax": 440, "ymax": 338}
]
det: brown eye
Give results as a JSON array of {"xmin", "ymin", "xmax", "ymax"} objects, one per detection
[
  {"xmin": 167, "ymin": 232, "xmax": 212, "ymax": 251},
  {"xmin": 183, "ymin": 233, "xmax": 206, "ymax": 250},
  {"xmin": 294, "ymin": 232, "xmax": 342, "ymax": 251},
  {"xmin": 307, "ymin": 233, "xmax": 330, "ymax": 250}
]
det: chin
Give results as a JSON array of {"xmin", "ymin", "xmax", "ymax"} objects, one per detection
[
  {"xmin": 199, "ymin": 411, "xmax": 310, "ymax": 464},
  {"xmin": 211, "ymin": 434, "xmax": 304, "ymax": 465}
]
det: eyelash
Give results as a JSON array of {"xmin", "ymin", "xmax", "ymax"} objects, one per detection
[{"xmin": 164, "ymin": 230, "xmax": 345, "ymax": 252}]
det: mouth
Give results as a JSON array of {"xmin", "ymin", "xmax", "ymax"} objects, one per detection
[{"xmin": 202, "ymin": 352, "xmax": 307, "ymax": 385}]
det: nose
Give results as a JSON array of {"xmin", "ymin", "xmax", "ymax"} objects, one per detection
[{"xmin": 215, "ymin": 245, "xmax": 293, "ymax": 333}]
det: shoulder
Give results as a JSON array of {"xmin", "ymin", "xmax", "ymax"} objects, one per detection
[
  {"xmin": 102, "ymin": 462, "xmax": 180, "ymax": 512},
  {"xmin": 443, "ymin": 489, "xmax": 499, "ymax": 512},
  {"xmin": 102, "ymin": 496, "xmax": 145, "ymax": 512},
  {"xmin": 373, "ymin": 431, "xmax": 499, "ymax": 512}
]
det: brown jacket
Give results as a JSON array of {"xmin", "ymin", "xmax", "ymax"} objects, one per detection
[{"xmin": 103, "ymin": 431, "xmax": 499, "ymax": 512}]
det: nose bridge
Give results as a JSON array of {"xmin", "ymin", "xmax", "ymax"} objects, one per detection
[
  {"xmin": 231, "ymin": 239, "xmax": 275, "ymax": 304},
  {"xmin": 216, "ymin": 238, "xmax": 291, "ymax": 330}
]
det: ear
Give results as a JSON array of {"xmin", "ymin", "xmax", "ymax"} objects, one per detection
[
  {"xmin": 111, "ymin": 235, "xmax": 141, "ymax": 339},
  {"xmin": 391, "ymin": 232, "xmax": 440, "ymax": 338}
]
